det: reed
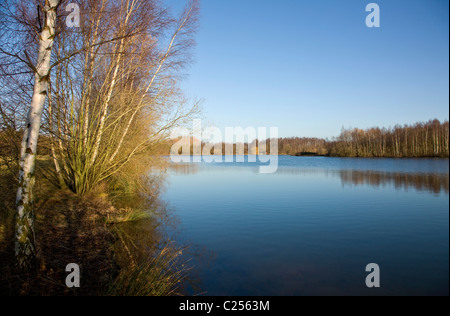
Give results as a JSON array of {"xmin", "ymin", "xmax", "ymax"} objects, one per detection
[{"xmin": 108, "ymin": 245, "xmax": 189, "ymax": 296}]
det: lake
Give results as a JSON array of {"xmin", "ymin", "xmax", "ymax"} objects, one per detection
[{"xmin": 160, "ymin": 156, "xmax": 449, "ymax": 296}]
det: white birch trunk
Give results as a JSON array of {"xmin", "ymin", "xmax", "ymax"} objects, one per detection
[{"xmin": 15, "ymin": 0, "xmax": 59, "ymax": 272}]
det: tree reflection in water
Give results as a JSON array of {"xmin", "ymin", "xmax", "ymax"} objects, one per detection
[
  {"xmin": 337, "ymin": 170, "xmax": 449, "ymax": 195},
  {"xmin": 168, "ymin": 161, "xmax": 449, "ymax": 195},
  {"xmin": 111, "ymin": 166, "xmax": 214, "ymax": 295}
]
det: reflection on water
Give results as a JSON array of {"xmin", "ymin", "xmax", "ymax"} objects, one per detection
[
  {"xmin": 113, "ymin": 167, "xmax": 214, "ymax": 295},
  {"xmin": 163, "ymin": 157, "xmax": 449, "ymax": 296},
  {"xmin": 337, "ymin": 170, "xmax": 449, "ymax": 195},
  {"xmin": 169, "ymin": 162, "xmax": 200, "ymax": 175},
  {"xmin": 169, "ymin": 160, "xmax": 450, "ymax": 195}
]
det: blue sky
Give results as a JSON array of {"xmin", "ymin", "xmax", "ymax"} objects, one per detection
[{"xmin": 167, "ymin": 0, "xmax": 449, "ymax": 139}]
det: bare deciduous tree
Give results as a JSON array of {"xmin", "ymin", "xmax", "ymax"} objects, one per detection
[
  {"xmin": 0, "ymin": 0, "xmax": 200, "ymax": 273},
  {"xmin": 0, "ymin": 0, "xmax": 61, "ymax": 272}
]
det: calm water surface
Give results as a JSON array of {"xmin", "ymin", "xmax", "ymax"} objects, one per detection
[{"xmin": 161, "ymin": 156, "xmax": 449, "ymax": 296}]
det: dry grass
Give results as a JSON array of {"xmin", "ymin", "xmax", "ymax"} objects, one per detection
[
  {"xmin": 1, "ymin": 143, "xmax": 192, "ymax": 295},
  {"xmin": 1, "ymin": 156, "xmax": 190, "ymax": 296},
  {"xmin": 108, "ymin": 236, "xmax": 190, "ymax": 296}
]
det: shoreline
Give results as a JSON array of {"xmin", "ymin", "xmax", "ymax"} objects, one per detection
[{"xmin": 159, "ymin": 154, "xmax": 450, "ymax": 159}]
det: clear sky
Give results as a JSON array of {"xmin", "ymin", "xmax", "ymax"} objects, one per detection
[{"xmin": 167, "ymin": 0, "xmax": 449, "ymax": 139}]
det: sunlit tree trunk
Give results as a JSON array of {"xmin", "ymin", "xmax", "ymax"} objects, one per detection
[{"xmin": 15, "ymin": 0, "xmax": 59, "ymax": 272}]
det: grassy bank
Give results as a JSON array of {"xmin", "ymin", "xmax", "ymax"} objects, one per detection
[{"xmin": 0, "ymin": 158, "xmax": 189, "ymax": 296}]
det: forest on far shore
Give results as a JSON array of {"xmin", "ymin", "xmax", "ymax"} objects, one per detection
[
  {"xmin": 287, "ymin": 119, "xmax": 449, "ymax": 158},
  {"xmin": 149, "ymin": 119, "xmax": 449, "ymax": 158}
]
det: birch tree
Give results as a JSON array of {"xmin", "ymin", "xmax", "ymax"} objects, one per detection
[
  {"xmin": 328, "ymin": 121, "xmax": 449, "ymax": 158},
  {"xmin": 0, "ymin": 0, "xmax": 61, "ymax": 272},
  {"xmin": 1, "ymin": 0, "xmax": 200, "ymax": 272},
  {"xmin": 17, "ymin": 0, "xmax": 60, "ymax": 272}
]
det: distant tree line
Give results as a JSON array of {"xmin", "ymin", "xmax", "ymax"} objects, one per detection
[
  {"xmin": 328, "ymin": 119, "xmax": 449, "ymax": 158},
  {"xmin": 162, "ymin": 119, "xmax": 449, "ymax": 158},
  {"xmin": 278, "ymin": 137, "xmax": 328, "ymax": 156}
]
